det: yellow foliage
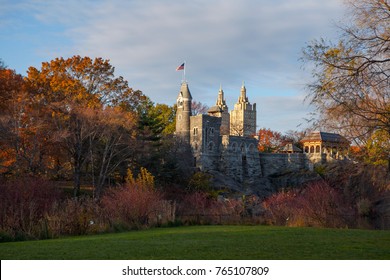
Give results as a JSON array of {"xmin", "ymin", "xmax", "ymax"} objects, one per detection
[
  {"xmin": 126, "ymin": 167, "xmax": 154, "ymax": 190},
  {"xmin": 137, "ymin": 167, "xmax": 155, "ymax": 190}
]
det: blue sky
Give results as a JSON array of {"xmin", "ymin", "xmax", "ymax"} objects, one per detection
[{"xmin": 0, "ymin": 0, "xmax": 346, "ymax": 133}]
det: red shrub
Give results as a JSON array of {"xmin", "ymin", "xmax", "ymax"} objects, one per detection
[
  {"xmin": 101, "ymin": 184, "xmax": 172, "ymax": 230},
  {"xmin": 263, "ymin": 181, "xmax": 356, "ymax": 228},
  {"xmin": 262, "ymin": 190, "xmax": 301, "ymax": 226},
  {"xmin": 0, "ymin": 177, "xmax": 62, "ymax": 240},
  {"xmin": 176, "ymin": 192, "xmax": 248, "ymax": 225},
  {"xmin": 46, "ymin": 197, "xmax": 103, "ymax": 237}
]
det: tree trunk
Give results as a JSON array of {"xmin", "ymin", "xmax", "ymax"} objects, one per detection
[{"xmin": 73, "ymin": 162, "xmax": 81, "ymax": 197}]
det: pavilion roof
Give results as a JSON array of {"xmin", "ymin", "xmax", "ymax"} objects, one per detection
[{"xmin": 301, "ymin": 131, "xmax": 349, "ymax": 144}]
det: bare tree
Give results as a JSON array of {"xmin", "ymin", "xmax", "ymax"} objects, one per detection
[
  {"xmin": 302, "ymin": 0, "xmax": 390, "ymax": 167},
  {"xmin": 191, "ymin": 101, "xmax": 209, "ymax": 116}
]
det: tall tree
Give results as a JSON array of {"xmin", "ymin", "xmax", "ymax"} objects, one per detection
[
  {"xmin": 26, "ymin": 56, "xmax": 145, "ymax": 196},
  {"xmin": 302, "ymin": 0, "xmax": 390, "ymax": 168},
  {"xmin": 0, "ymin": 68, "xmax": 51, "ymax": 175}
]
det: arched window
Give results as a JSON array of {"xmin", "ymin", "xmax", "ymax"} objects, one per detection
[
  {"xmin": 248, "ymin": 144, "xmax": 255, "ymax": 153},
  {"xmin": 240, "ymin": 143, "xmax": 246, "ymax": 153},
  {"xmin": 231, "ymin": 143, "xmax": 237, "ymax": 152},
  {"xmin": 208, "ymin": 141, "xmax": 214, "ymax": 151},
  {"xmin": 304, "ymin": 146, "xmax": 309, "ymax": 153},
  {"xmin": 315, "ymin": 145, "xmax": 320, "ymax": 153},
  {"xmin": 209, "ymin": 127, "xmax": 214, "ymax": 137},
  {"xmin": 310, "ymin": 146, "xmax": 314, "ymax": 153}
]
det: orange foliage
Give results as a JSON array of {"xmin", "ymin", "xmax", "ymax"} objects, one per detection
[{"xmin": 257, "ymin": 128, "xmax": 286, "ymax": 152}]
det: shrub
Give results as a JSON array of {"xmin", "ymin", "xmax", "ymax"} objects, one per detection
[
  {"xmin": 175, "ymin": 192, "xmax": 248, "ymax": 225},
  {"xmin": 101, "ymin": 183, "xmax": 173, "ymax": 230},
  {"xmin": 0, "ymin": 177, "xmax": 62, "ymax": 241},
  {"xmin": 262, "ymin": 190, "xmax": 301, "ymax": 226},
  {"xmin": 45, "ymin": 197, "xmax": 104, "ymax": 238},
  {"xmin": 299, "ymin": 181, "xmax": 354, "ymax": 228},
  {"xmin": 263, "ymin": 181, "xmax": 356, "ymax": 228},
  {"xmin": 187, "ymin": 172, "xmax": 212, "ymax": 192}
]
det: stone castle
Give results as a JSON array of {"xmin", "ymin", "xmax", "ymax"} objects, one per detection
[{"xmin": 175, "ymin": 81, "xmax": 349, "ymax": 189}]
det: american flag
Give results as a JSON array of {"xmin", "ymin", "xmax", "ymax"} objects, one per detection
[{"xmin": 176, "ymin": 62, "xmax": 185, "ymax": 71}]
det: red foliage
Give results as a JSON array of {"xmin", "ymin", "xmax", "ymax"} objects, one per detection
[
  {"xmin": 257, "ymin": 128, "xmax": 287, "ymax": 153},
  {"xmin": 176, "ymin": 192, "xmax": 246, "ymax": 225},
  {"xmin": 100, "ymin": 184, "xmax": 171, "ymax": 229},
  {"xmin": 263, "ymin": 181, "xmax": 356, "ymax": 228},
  {"xmin": 0, "ymin": 177, "xmax": 62, "ymax": 240}
]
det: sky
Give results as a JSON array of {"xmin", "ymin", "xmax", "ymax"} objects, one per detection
[{"xmin": 0, "ymin": 0, "xmax": 346, "ymax": 133}]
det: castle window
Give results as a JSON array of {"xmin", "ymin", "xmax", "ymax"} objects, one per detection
[
  {"xmin": 178, "ymin": 114, "xmax": 182, "ymax": 121},
  {"xmin": 248, "ymin": 144, "xmax": 255, "ymax": 153},
  {"xmin": 231, "ymin": 143, "xmax": 237, "ymax": 151},
  {"xmin": 208, "ymin": 141, "xmax": 214, "ymax": 151},
  {"xmin": 240, "ymin": 143, "xmax": 246, "ymax": 153},
  {"xmin": 209, "ymin": 127, "xmax": 214, "ymax": 137},
  {"xmin": 193, "ymin": 127, "xmax": 198, "ymax": 136}
]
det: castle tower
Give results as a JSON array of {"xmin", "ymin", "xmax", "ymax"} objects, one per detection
[
  {"xmin": 207, "ymin": 85, "xmax": 230, "ymax": 135},
  {"xmin": 230, "ymin": 82, "xmax": 257, "ymax": 137},
  {"xmin": 175, "ymin": 81, "xmax": 192, "ymax": 141}
]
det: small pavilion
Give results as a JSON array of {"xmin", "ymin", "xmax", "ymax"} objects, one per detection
[{"xmin": 300, "ymin": 131, "xmax": 350, "ymax": 160}]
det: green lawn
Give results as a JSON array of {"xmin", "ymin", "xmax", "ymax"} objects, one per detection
[{"xmin": 0, "ymin": 225, "xmax": 389, "ymax": 259}]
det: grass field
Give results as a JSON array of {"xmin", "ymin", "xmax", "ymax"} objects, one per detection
[{"xmin": 0, "ymin": 225, "xmax": 389, "ymax": 260}]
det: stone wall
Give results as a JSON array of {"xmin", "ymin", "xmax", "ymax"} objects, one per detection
[
  {"xmin": 259, "ymin": 153, "xmax": 308, "ymax": 177},
  {"xmin": 220, "ymin": 135, "xmax": 261, "ymax": 183}
]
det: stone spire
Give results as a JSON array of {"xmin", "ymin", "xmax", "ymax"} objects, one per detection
[
  {"xmin": 238, "ymin": 81, "xmax": 248, "ymax": 103},
  {"xmin": 216, "ymin": 84, "xmax": 227, "ymax": 108}
]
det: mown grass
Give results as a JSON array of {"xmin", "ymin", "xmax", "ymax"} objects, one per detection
[{"xmin": 0, "ymin": 225, "xmax": 389, "ymax": 260}]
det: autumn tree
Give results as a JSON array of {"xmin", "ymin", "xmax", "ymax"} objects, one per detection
[
  {"xmin": 26, "ymin": 56, "xmax": 145, "ymax": 196},
  {"xmin": 257, "ymin": 128, "xmax": 286, "ymax": 153},
  {"xmin": 0, "ymin": 67, "xmax": 53, "ymax": 176},
  {"xmin": 302, "ymin": 0, "xmax": 390, "ymax": 168}
]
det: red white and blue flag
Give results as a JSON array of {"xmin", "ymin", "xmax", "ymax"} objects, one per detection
[{"xmin": 176, "ymin": 62, "xmax": 185, "ymax": 71}]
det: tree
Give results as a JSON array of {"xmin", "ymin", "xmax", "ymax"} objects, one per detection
[
  {"xmin": 0, "ymin": 59, "xmax": 5, "ymax": 69},
  {"xmin": 302, "ymin": 0, "xmax": 390, "ymax": 168},
  {"xmin": 26, "ymin": 56, "xmax": 145, "ymax": 196},
  {"xmin": 0, "ymin": 68, "xmax": 52, "ymax": 176},
  {"xmin": 191, "ymin": 100, "xmax": 209, "ymax": 116},
  {"xmin": 257, "ymin": 128, "xmax": 286, "ymax": 153}
]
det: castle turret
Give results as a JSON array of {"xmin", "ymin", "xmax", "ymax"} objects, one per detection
[
  {"xmin": 230, "ymin": 82, "xmax": 257, "ymax": 137},
  {"xmin": 208, "ymin": 85, "xmax": 230, "ymax": 135},
  {"xmin": 175, "ymin": 82, "xmax": 192, "ymax": 141}
]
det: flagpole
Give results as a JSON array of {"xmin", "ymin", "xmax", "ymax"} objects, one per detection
[{"xmin": 183, "ymin": 60, "xmax": 186, "ymax": 83}]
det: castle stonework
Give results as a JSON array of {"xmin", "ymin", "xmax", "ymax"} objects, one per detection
[
  {"xmin": 175, "ymin": 81, "xmax": 349, "ymax": 188},
  {"xmin": 230, "ymin": 82, "xmax": 256, "ymax": 137},
  {"xmin": 176, "ymin": 82, "xmax": 193, "ymax": 141},
  {"xmin": 176, "ymin": 81, "xmax": 261, "ymax": 183}
]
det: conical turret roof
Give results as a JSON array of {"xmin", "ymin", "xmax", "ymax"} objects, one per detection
[{"xmin": 178, "ymin": 81, "xmax": 192, "ymax": 99}]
